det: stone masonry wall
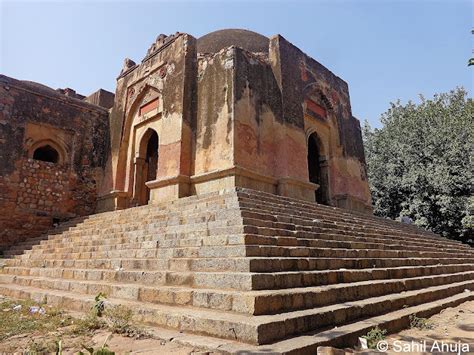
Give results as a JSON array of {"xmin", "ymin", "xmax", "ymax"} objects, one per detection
[
  {"xmin": 17, "ymin": 159, "xmax": 69, "ymax": 213},
  {"xmin": 0, "ymin": 74, "xmax": 110, "ymax": 251}
]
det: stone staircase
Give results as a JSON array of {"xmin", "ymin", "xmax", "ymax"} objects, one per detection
[{"xmin": 0, "ymin": 187, "xmax": 473, "ymax": 353}]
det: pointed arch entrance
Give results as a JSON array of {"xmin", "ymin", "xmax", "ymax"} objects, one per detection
[
  {"xmin": 307, "ymin": 132, "xmax": 330, "ymax": 205},
  {"xmin": 134, "ymin": 129, "xmax": 159, "ymax": 206}
]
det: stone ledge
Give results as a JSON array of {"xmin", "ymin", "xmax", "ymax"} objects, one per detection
[{"xmin": 96, "ymin": 190, "xmax": 130, "ymax": 212}]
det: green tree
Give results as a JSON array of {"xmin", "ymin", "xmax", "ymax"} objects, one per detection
[{"xmin": 363, "ymin": 88, "xmax": 473, "ymax": 243}]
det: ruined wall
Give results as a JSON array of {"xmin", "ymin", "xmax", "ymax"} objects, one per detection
[{"xmin": 0, "ymin": 75, "xmax": 110, "ymax": 250}]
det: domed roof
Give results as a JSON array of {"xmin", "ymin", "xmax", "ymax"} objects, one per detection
[{"xmin": 197, "ymin": 29, "xmax": 269, "ymax": 54}]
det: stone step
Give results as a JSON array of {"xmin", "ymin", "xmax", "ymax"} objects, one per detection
[
  {"xmin": 218, "ymin": 291, "xmax": 474, "ymax": 353},
  {"xmin": 3, "ymin": 262, "xmax": 474, "ymax": 291},
  {"xmin": 180, "ymin": 257, "xmax": 474, "ymax": 273},
  {"xmin": 6, "ymin": 254, "xmax": 474, "ymax": 273},
  {"xmin": 1, "ymin": 269, "xmax": 472, "ymax": 315},
  {"xmin": 13, "ymin": 243, "xmax": 474, "ymax": 263},
  {"xmin": 0, "ymin": 280, "xmax": 471, "ymax": 345}
]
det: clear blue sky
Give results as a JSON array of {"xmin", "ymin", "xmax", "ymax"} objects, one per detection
[{"xmin": 1, "ymin": 0, "xmax": 472, "ymax": 127}]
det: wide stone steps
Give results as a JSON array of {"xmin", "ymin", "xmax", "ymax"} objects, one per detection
[
  {"xmin": 2, "ymin": 191, "xmax": 242, "ymax": 256},
  {"xmin": 6, "ymin": 255, "xmax": 474, "ymax": 274},
  {"xmin": 2, "ymin": 221, "xmax": 86, "ymax": 256},
  {"xmin": 236, "ymin": 189, "xmax": 443, "ymax": 237},
  {"xmin": 10, "ymin": 229, "xmax": 470, "ymax": 264},
  {"xmin": 2, "ymin": 188, "xmax": 473, "ymax": 352},
  {"xmin": 6, "ymin": 197, "xmax": 468, "ymax": 261},
  {"xmin": 240, "ymin": 210, "xmax": 471, "ymax": 252},
  {"xmin": 0, "ymin": 280, "xmax": 471, "ymax": 345},
  {"xmin": 10, "ymin": 226, "xmax": 244, "ymax": 257},
  {"xmin": 220, "ymin": 291, "xmax": 474, "ymax": 353},
  {"xmin": 242, "ymin": 224, "xmax": 473, "ymax": 255},
  {"xmin": 239, "ymin": 204, "xmax": 467, "ymax": 250},
  {"xmin": 11, "ymin": 242, "xmax": 473, "ymax": 264},
  {"xmin": 10, "ymin": 216, "xmax": 468, "ymax": 257},
  {"xmin": 1, "ymin": 268, "xmax": 472, "ymax": 315},
  {"xmin": 3, "ymin": 262, "xmax": 474, "ymax": 292},
  {"xmin": 238, "ymin": 197, "xmax": 436, "ymax": 239},
  {"xmin": 236, "ymin": 191, "xmax": 463, "ymax": 246}
]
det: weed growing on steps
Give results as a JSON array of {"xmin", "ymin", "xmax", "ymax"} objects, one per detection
[
  {"xmin": 363, "ymin": 326, "xmax": 387, "ymax": 349},
  {"xmin": 72, "ymin": 312, "xmax": 107, "ymax": 335},
  {"xmin": 409, "ymin": 314, "xmax": 434, "ymax": 330},
  {"xmin": 105, "ymin": 305, "xmax": 149, "ymax": 338},
  {"xmin": 74, "ymin": 294, "xmax": 149, "ymax": 338},
  {"xmin": 92, "ymin": 293, "xmax": 107, "ymax": 317}
]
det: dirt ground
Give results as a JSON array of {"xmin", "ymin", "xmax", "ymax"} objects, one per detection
[
  {"xmin": 324, "ymin": 300, "xmax": 474, "ymax": 354},
  {"xmin": 0, "ymin": 296, "xmax": 472, "ymax": 354},
  {"xmin": 0, "ymin": 296, "xmax": 207, "ymax": 354},
  {"xmin": 0, "ymin": 330, "xmax": 198, "ymax": 355},
  {"xmin": 382, "ymin": 300, "xmax": 474, "ymax": 354}
]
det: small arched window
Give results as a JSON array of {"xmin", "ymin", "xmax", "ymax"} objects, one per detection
[{"xmin": 33, "ymin": 145, "xmax": 59, "ymax": 164}]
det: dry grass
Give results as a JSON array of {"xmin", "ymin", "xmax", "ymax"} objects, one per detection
[{"xmin": 0, "ymin": 298, "xmax": 74, "ymax": 341}]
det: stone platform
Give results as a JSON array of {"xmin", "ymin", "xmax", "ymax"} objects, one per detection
[{"xmin": 1, "ymin": 188, "xmax": 473, "ymax": 353}]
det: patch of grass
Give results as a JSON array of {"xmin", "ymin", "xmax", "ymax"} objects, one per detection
[
  {"xmin": 409, "ymin": 314, "xmax": 434, "ymax": 330},
  {"xmin": 105, "ymin": 305, "xmax": 149, "ymax": 338},
  {"xmin": 70, "ymin": 312, "xmax": 107, "ymax": 336},
  {"xmin": 0, "ymin": 299, "xmax": 74, "ymax": 341},
  {"xmin": 25, "ymin": 337, "xmax": 63, "ymax": 354},
  {"xmin": 363, "ymin": 326, "xmax": 387, "ymax": 349}
]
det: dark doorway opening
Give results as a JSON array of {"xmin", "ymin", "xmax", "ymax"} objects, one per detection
[
  {"xmin": 33, "ymin": 145, "xmax": 59, "ymax": 164},
  {"xmin": 135, "ymin": 129, "xmax": 159, "ymax": 206},
  {"xmin": 144, "ymin": 131, "xmax": 158, "ymax": 203},
  {"xmin": 307, "ymin": 133, "xmax": 329, "ymax": 204}
]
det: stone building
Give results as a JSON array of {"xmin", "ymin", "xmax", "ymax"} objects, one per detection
[
  {"xmin": 99, "ymin": 29, "xmax": 371, "ymax": 213},
  {"xmin": 1, "ymin": 29, "xmax": 371, "ymax": 250},
  {"xmin": 0, "ymin": 30, "xmax": 472, "ymax": 353}
]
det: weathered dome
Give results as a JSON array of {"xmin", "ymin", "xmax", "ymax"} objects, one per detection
[{"xmin": 197, "ymin": 29, "xmax": 269, "ymax": 54}]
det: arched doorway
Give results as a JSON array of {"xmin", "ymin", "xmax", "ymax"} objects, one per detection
[
  {"xmin": 134, "ymin": 129, "xmax": 159, "ymax": 206},
  {"xmin": 307, "ymin": 132, "xmax": 329, "ymax": 205},
  {"xmin": 33, "ymin": 145, "xmax": 60, "ymax": 163}
]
